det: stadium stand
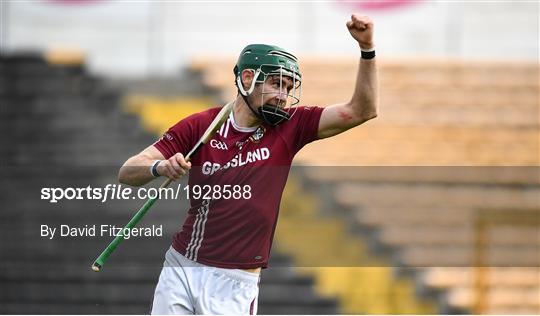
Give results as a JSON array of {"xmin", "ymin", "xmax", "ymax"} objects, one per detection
[
  {"xmin": 188, "ymin": 56, "xmax": 540, "ymax": 314},
  {"xmin": 0, "ymin": 52, "xmax": 337, "ymax": 314}
]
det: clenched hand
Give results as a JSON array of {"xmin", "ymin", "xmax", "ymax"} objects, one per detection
[{"xmin": 346, "ymin": 14, "xmax": 375, "ymax": 50}]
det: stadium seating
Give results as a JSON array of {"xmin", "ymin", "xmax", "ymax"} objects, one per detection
[
  {"xmin": 0, "ymin": 52, "xmax": 337, "ymax": 314},
  {"xmin": 5, "ymin": 50, "xmax": 535, "ymax": 314},
  {"xmin": 276, "ymin": 178, "xmax": 437, "ymax": 314},
  {"xmin": 191, "ymin": 56, "xmax": 538, "ymax": 166},
  {"xmin": 122, "ymin": 95, "xmax": 211, "ymax": 135},
  {"xmin": 188, "ymin": 56, "xmax": 540, "ymax": 314}
]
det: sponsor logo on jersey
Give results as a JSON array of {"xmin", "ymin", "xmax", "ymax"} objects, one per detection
[
  {"xmin": 210, "ymin": 139, "xmax": 228, "ymax": 150},
  {"xmin": 202, "ymin": 147, "xmax": 270, "ymax": 175}
]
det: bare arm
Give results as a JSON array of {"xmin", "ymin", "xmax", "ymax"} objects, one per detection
[
  {"xmin": 318, "ymin": 14, "xmax": 378, "ymax": 139},
  {"xmin": 118, "ymin": 145, "xmax": 191, "ymax": 186}
]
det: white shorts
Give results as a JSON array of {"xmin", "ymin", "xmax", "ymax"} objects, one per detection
[{"xmin": 151, "ymin": 247, "xmax": 260, "ymax": 315}]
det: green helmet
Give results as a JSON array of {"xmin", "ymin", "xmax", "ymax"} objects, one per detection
[
  {"xmin": 233, "ymin": 44, "xmax": 302, "ymax": 126},
  {"xmin": 233, "ymin": 44, "xmax": 302, "ymax": 95}
]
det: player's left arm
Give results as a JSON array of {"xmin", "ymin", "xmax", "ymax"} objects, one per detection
[{"xmin": 318, "ymin": 14, "xmax": 378, "ymax": 139}]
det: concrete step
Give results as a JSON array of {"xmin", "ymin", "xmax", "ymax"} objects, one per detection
[
  {"xmin": 0, "ymin": 263, "xmax": 312, "ymax": 285},
  {"xmin": 0, "ymin": 302, "xmax": 150, "ymax": 314}
]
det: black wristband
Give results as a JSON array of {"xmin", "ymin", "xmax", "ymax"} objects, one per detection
[
  {"xmin": 361, "ymin": 50, "xmax": 376, "ymax": 60},
  {"xmin": 150, "ymin": 160, "xmax": 161, "ymax": 178}
]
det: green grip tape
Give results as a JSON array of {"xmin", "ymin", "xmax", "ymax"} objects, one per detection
[{"xmin": 91, "ymin": 196, "xmax": 158, "ymax": 272}]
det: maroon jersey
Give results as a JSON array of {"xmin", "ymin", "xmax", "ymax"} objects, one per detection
[{"xmin": 154, "ymin": 106, "xmax": 324, "ymax": 269}]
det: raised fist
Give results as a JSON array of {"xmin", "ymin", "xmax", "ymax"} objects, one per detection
[{"xmin": 346, "ymin": 14, "xmax": 375, "ymax": 50}]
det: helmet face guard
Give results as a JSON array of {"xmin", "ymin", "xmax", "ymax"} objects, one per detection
[{"xmin": 234, "ymin": 44, "xmax": 302, "ymax": 126}]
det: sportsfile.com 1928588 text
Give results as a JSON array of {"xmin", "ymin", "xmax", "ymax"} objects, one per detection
[{"xmin": 40, "ymin": 184, "xmax": 252, "ymax": 203}]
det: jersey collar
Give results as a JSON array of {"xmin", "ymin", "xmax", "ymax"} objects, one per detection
[{"xmin": 230, "ymin": 110, "xmax": 259, "ymax": 133}]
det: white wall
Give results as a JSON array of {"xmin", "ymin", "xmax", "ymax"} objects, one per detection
[{"xmin": 2, "ymin": 0, "xmax": 537, "ymax": 77}]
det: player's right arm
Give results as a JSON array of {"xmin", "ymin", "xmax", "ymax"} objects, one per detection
[{"xmin": 118, "ymin": 145, "xmax": 191, "ymax": 186}]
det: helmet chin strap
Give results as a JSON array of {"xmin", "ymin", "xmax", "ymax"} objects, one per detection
[
  {"xmin": 257, "ymin": 104, "xmax": 290, "ymax": 126},
  {"xmin": 236, "ymin": 72, "xmax": 291, "ymax": 126},
  {"xmin": 238, "ymin": 94, "xmax": 290, "ymax": 126}
]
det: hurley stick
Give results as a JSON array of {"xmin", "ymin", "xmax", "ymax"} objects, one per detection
[{"xmin": 91, "ymin": 102, "xmax": 233, "ymax": 272}]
